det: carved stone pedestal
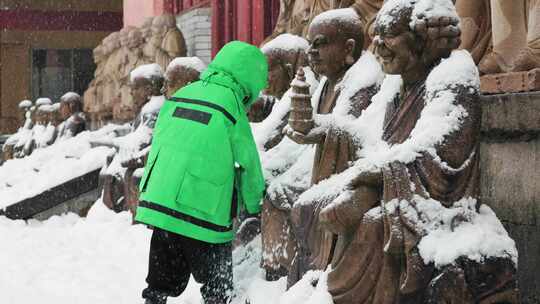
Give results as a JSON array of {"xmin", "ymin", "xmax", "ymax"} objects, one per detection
[{"xmin": 481, "ymin": 68, "xmax": 540, "ymax": 94}]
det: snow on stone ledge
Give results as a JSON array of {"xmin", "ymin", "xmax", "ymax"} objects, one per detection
[
  {"xmin": 167, "ymin": 56, "xmax": 207, "ymax": 73},
  {"xmin": 311, "ymin": 8, "xmax": 360, "ymax": 28},
  {"xmin": 261, "ymin": 33, "xmax": 309, "ymax": 54},
  {"xmin": 130, "ymin": 63, "xmax": 163, "ymax": 82}
]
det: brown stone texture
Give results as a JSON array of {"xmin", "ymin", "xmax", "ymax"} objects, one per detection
[
  {"xmin": 480, "ymin": 92, "xmax": 540, "ymax": 303},
  {"xmin": 481, "ymin": 68, "xmax": 540, "ymax": 94}
]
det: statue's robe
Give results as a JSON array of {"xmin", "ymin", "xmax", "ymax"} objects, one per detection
[
  {"xmin": 288, "ymin": 82, "xmax": 376, "ymax": 286},
  {"xmin": 456, "ymin": 0, "xmax": 492, "ymax": 65},
  {"xmin": 326, "ymin": 80, "xmax": 496, "ymax": 303}
]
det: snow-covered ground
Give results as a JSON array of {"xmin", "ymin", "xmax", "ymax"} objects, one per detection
[{"xmin": 0, "ymin": 202, "xmax": 331, "ymax": 304}]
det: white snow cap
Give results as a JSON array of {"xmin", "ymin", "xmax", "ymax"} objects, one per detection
[
  {"xmin": 311, "ymin": 8, "xmax": 360, "ymax": 28},
  {"xmin": 130, "ymin": 63, "xmax": 163, "ymax": 82},
  {"xmin": 35, "ymin": 97, "xmax": 52, "ymax": 106},
  {"xmin": 166, "ymin": 57, "xmax": 207, "ymax": 73},
  {"xmin": 261, "ymin": 34, "xmax": 309, "ymax": 54},
  {"xmin": 18, "ymin": 100, "xmax": 32, "ymax": 108},
  {"xmin": 38, "ymin": 104, "xmax": 58, "ymax": 112},
  {"xmin": 61, "ymin": 92, "xmax": 81, "ymax": 100},
  {"xmin": 376, "ymin": 0, "xmax": 458, "ymax": 30}
]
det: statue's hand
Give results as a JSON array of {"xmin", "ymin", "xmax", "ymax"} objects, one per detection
[
  {"xmin": 319, "ymin": 206, "xmax": 346, "ymax": 235},
  {"xmin": 121, "ymin": 157, "xmax": 142, "ymax": 169}
]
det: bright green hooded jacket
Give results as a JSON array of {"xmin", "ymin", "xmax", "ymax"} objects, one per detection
[{"xmin": 135, "ymin": 41, "xmax": 268, "ymax": 244}]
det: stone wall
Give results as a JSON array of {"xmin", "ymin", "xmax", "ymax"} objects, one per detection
[
  {"xmin": 176, "ymin": 7, "xmax": 212, "ymax": 64},
  {"xmin": 480, "ymin": 92, "xmax": 540, "ymax": 304}
]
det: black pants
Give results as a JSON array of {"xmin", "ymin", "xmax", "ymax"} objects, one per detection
[{"xmin": 143, "ymin": 227, "xmax": 233, "ymax": 303}]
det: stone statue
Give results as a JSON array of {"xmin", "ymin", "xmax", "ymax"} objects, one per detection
[
  {"xmin": 249, "ymin": 34, "xmax": 309, "ymax": 123},
  {"xmin": 56, "ymin": 92, "xmax": 86, "ymax": 140},
  {"xmin": 288, "ymin": 1, "xmax": 518, "ymax": 302},
  {"xmin": 84, "ymin": 44, "xmax": 106, "ymax": 130},
  {"xmin": 119, "ymin": 59, "xmax": 203, "ymax": 216},
  {"xmin": 147, "ymin": 15, "xmax": 187, "ymax": 70},
  {"xmin": 480, "ymin": 0, "xmax": 540, "ymax": 73},
  {"xmin": 100, "ymin": 32, "xmax": 122, "ymax": 126},
  {"xmin": 101, "ymin": 64, "xmax": 165, "ymax": 215},
  {"xmin": 1, "ymin": 100, "xmax": 33, "ymax": 161},
  {"xmin": 162, "ymin": 57, "xmax": 206, "ymax": 99},
  {"xmin": 30, "ymin": 100, "xmax": 58, "ymax": 151},
  {"xmin": 281, "ymin": 8, "xmax": 381, "ymax": 286},
  {"xmin": 455, "ymin": 0, "xmax": 491, "ymax": 65}
]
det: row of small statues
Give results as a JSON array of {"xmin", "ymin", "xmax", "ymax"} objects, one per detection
[
  {"xmin": 269, "ymin": 0, "xmax": 540, "ymax": 74},
  {"xmin": 247, "ymin": 1, "xmax": 520, "ymax": 303},
  {"xmin": 83, "ymin": 14, "xmax": 187, "ymax": 129},
  {"xmin": 1, "ymin": 93, "xmax": 86, "ymax": 162}
]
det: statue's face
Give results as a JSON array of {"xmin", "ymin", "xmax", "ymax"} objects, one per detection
[
  {"xmin": 374, "ymin": 18, "xmax": 420, "ymax": 75},
  {"xmin": 307, "ymin": 23, "xmax": 348, "ymax": 80},
  {"xmin": 127, "ymin": 30, "xmax": 143, "ymax": 48},
  {"xmin": 120, "ymin": 31, "xmax": 130, "ymax": 47},
  {"xmin": 129, "ymin": 77, "xmax": 152, "ymax": 110},
  {"xmin": 163, "ymin": 67, "xmax": 199, "ymax": 99},
  {"xmin": 59, "ymin": 101, "xmax": 72, "ymax": 120},
  {"xmin": 264, "ymin": 52, "xmax": 293, "ymax": 99}
]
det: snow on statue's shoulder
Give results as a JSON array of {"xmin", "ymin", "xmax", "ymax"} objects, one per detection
[
  {"xmin": 426, "ymin": 50, "xmax": 480, "ymax": 94},
  {"xmin": 167, "ymin": 57, "xmax": 207, "ymax": 73},
  {"xmin": 35, "ymin": 97, "xmax": 52, "ymax": 106},
  {"xmin": 18, "ymin": 100, "xmax": 32, "ymax": 108},
  {"xmin": 141, "ymin": 95, "xmax": 165, "ymax": 115},
  {"xmin": 261, "ymin": 33, "xmax": 309, "ymax": 53},
  {"xmin": 130, "ymin": 63, "xmax": 163, "ymax": 82},
  {"xmin": 311, "ymin": 8, "xmax": 359, "ymax": 28}
]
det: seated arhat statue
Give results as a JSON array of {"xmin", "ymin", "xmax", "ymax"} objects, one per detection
[
  {"xmin": 162, "ymin": 57, "xmax": 206, "ymax": 99},
  {"xmin": 122, "ymin": 59, "xmax": 204, "ymax": 217},
  {"xmin": 290, "ymin": 1, "xmax": 519, "ymax": 303},
  {"xmin": 2, "ymin": 100, "xmax": 33, "ymax": 161},
  {"xmin": 101, "ymin": 64, "xmax": 165, "ymax": 213},
  {"xmin": 249, "ymin": 34, "xmax": 309, "ymax": 123},
  {"xmin": 279, "ymin": 8, "xmax": 382, "ymax": 286},
  {"xmin": 56, "ymin": 92, "xmax": 86, "ymax": 141}
]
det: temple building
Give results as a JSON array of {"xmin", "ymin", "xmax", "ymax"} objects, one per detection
[
  {"xmin": 0, "ymin": 0, "xmax": 123, "ymax": 133},
  {"xmin": 0, "ymin": 0, "xmax": 279, "ymax": 134}
]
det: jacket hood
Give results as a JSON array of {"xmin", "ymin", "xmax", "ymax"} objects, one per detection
[{"xmin": 201, "ymin": 41, "xmax": 268, "ymax": 108}]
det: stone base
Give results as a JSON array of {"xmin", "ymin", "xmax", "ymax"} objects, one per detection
[
  {"xmin": 481, "ymin": 68, "xmax": 540, "ymax": 94},
  {"xmin": 480, "ymin": 92, "xmax": 540, "ymax": 303}
]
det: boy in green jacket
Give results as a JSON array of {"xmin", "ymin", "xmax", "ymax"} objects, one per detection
[{"xmin": 135, "ymin": 41, "xmax": 268, "ymax": 304}]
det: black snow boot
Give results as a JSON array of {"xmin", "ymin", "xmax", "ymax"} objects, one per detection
[{"xmin": 142, "ymin": 289, "xmax": 168, "ymax": 304}]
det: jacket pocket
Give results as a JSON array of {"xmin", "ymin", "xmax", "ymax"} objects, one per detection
[
  {"xmin": 139, "ymin": 147, "xmax": 160, "ymax": 192},
  {"xmin": 176, "ymin": 158, "xmax": 227, "ymax": 217}
]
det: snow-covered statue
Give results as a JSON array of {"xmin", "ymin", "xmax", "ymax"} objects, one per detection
[
  {"xmin": 163, "ymin": 57, "xmax": 206, "ymax": 99},
  {"xmin": 276, "ymin": 8, "xmax": 383, "ymax": 285},
  {"xmin": 248, "ymin": 34, "xmax": 309, "ymax": 123},
  {"xmin": 28, "ymin": 98, "xmax": 58, "ymax": 153},
  {"xmin": 289, "ymin": 1, "xmax": 518, "ymax": 303},
  {"xmin": 1, "ymin": 100, "xmax": 34, "ymax": 161},
  {"xmin": 146, "ymin": 15, "xmax": 187, "ymax": 71},
  {"xmin": 101, "ymin": 64, "xmax": 165, "ymax": 216},
  {"xmin": 84, "ymin": 44, "xmax": 107, "ymax": 130},
  {"xmin": 56, "ymin": 92, "xmax": 86, "ymax": 141}
]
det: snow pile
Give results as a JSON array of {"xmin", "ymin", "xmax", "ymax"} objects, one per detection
[
  {"xmin": 130, "ymin": 63, "xmax": 163, "ymax": 82},
  {"xmin": 0, "ymin": 206, "xmax": 336, "ymax": 304},
  {"xmin": 415, "ymin": 198, "xmax": 518, "ymax": 266},
  {"xmin": 261, "ymin": 34, "xmax": 309, "ymax": 54},
  {"xmin": 0, "ymin": 126, "xmax": 121, "ymax": 208},
  {"xmin": 35, "ymin": 97, "xmax": 52, "ymax": 106},
  {"xmin": 167, "ymin": 57, "xmax": 207, "ymax": 73},
  {"xmin": 32, "ymin": 123, "xmax": 57, "ymax": 149},
  {"xmin": 311, "ymin": 8, "xmax": 360, "ymax": 28}
]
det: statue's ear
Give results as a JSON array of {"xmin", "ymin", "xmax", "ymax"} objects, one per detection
[{"xmin": 285, "ymin": 63, "xmax": 295, "ymax": 80}]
